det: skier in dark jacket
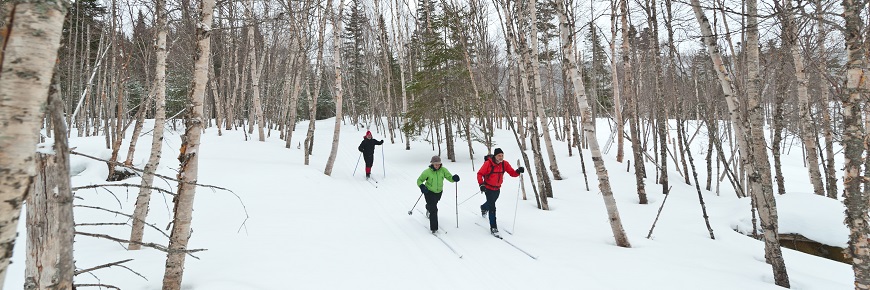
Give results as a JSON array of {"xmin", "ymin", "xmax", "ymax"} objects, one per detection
[
  {"xmin": 417, "ymin": 155, "xmax": 460, "ymax": 233},
  {"xmin": 477, "ymin": 148, "xmax": 524, "ymax": 235},
  {"xmin": 358, "ymin": 131, "xmax": 384, "ymax": 178}
]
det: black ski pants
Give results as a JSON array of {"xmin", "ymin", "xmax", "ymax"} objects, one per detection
[
  {"xmin": 424, "ymin": 191, "xmax": 443, "ymax": 231},
  {"xmin": 480, "ymin": 188, "xmax": 500, "ymax": 229}
]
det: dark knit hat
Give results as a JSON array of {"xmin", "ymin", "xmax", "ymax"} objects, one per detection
[
  {"xmin": 494, "ymin": 148, "xmax": 504, "ymax": 155},
  {"xmin": 430, "ymin": 155, "xmax": 442, "ymax": 164}
]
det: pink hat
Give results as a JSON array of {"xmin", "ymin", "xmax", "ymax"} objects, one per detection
[{"xmin": 365, "ymin": 131, "xmax": 372, "ymax": 137}]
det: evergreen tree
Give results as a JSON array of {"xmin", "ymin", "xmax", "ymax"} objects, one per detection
[{"xmin": 583, "ymin": 23, "xmax": 612, "ymax": 110}]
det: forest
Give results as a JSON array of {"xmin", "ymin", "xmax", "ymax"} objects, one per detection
[{"xmin": 0, "ymin": 0, "xmax": 868, "ymax": 289}]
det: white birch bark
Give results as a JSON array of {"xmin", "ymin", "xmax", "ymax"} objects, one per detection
[
  {"xmin": 246, "ymin": 0, "xmax": 265, "ymax": 141},
  {"xmin": 610, "ymin": 0, "xmax": 624, "ymax": 163},
  {"xmin": 0, "ymin": 1, "xmax": 67, "ymax": 285},
  {"xmin": 324, "ymin": 0, "xmax": 343, "ymax": 176},
  {"xmin": 161, "ymin": 0, "xmax": 214, "ymax": 287},
  {"xmin": 557, "ymin": 0, "xmax": 630, "ymax": 247},
  {"xmin": 691, "ymin": 0, "xmax": 789, "ymax": 286},
  {"xmin": 24, "ymin": 79, "xmax": 74, "ymax": 290},
  {"xmin": 130, "ymin": 0, "xmax": 168, "ymax": 250},
  {"xmin": 527, "ymin": 0, "xmax": 562, "ymax": 180},
  {"xmin": 777, "ymin": 0, "xmax": 824, "ymax": 196},
  {"xmin": 840, "ymin": 0, "xmax": 870, "ymax": 287}
]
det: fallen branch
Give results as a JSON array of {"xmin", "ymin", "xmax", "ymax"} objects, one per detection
[
  {"xmin": 75, "ymin": 205, "xmax": 170, "ymax": 238},
  {"xmin": 75, "ymin": 231, "xmax": 205, "ymax": 259},
  {"xmin": 75, "ymin": 259, "xmax": 132, "ymax": 276},
  {"xmin": 73, "ymin": 183, "xmax": 176, "ymax": 196},
  {"xmin": 70, "ymin": 150, "xmax": 232, "ymax": 193},
  {"xmin": 74, "ymin": 284, "xmax": 120, "ymax": 289}
]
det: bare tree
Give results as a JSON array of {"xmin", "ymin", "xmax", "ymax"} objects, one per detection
[
  {"xmin": 691, "ymin": 0, "xmax": 789, "ymax": 286},
  {"xmin": 620, "ymin": 0, "xmax": 647, "ymax": 204},
  {"xmin": 130, "ymin": 0, "xmax": 168, "ymax": 250},
  {"xmin": 25, "ymin": 80, "xmax": 74, "ymax": 290},
  {"xmin": 840, "ymin": 0, "xmax": 870, "ymax": 287},
  {"xmin": 0, "ymin": 0, "xmax": 68, "ymax": 285},
  {"xmin": 162, "ymin": 0, "xmax": 214, "ymax": 287},
  {"xmin": 775, "ymin": 0, "xmax": 825, "ymax": 196},
  {"xmin": 557, "ymin": 0, "xmax": 630, "ymax": 247},
  {"xmin": 324, "ymin": 0, "xmax": 343, "ymax": 176}
]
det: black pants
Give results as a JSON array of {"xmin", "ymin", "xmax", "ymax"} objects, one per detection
[
  {"xmin": 364, "ymin": 154, "xmax": 374, "ymax": 167},
  {"xmin": 480, "ymin": 188, "xmax": 500, "ymax": 229},
  {"xmin": 424, "ymin": 191, "xmax": 443, "ymax": 231}
]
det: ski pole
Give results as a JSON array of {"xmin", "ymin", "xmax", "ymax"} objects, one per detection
[
  {"xmin": 352, "ymin": 152, "xmax": 362, "ymax": 176},
  {"xmin": 511, "ymin": 179, "xmax": 521, "ymax": 234},
  {"xmin": 458, "ymin": 191, "xmax": 480, "ymax": 206},
  {"xmin": 408, "ymin": 193, "xmax": 423, "ymax": 215},
  {"xmin": 455, "ymin": 182, "xmax": 459, "ymax": 228},
  {"xmin": 381, "ymin": 145, "xmax": 385, "ymax": 179}
]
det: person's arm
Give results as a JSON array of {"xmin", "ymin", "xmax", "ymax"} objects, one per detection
[
  {"xmin": 376, "ymin": 139, "xmax": 384, "ymax": 145},
  {"xmin": 358, "ymin": 140, "xmax": 365, "ymax": 152},
  {"xmin": 477, "ymin": 162, "xmax": 490, "ymax": 184},
  {"xmin": 443, "ymin": 167, "xmax": 455, "ymax": 183},
  {"xmin": 504, "ymin": 161, "xmax": 520, "ymax": 177},
  {"xmin": 417, "ymin": 170, "xmax": 428, "ymax": 186}
]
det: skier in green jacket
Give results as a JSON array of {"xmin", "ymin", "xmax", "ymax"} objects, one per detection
[{"xmin": 417, "ymin": 155, "xmax": 460, "ymax": 233}]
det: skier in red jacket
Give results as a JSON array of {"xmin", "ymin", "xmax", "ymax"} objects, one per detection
[{"xmin": 476, "ymin": 148, "xmax": 524, "ymax": 235}]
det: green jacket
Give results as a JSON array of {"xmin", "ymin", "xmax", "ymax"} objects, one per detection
[{"xmin": 417, "ymin": 165, "xmax": 455, "ymax": 193}]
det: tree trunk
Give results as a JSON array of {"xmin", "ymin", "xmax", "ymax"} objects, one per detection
[
  {"xmin": 840, "ymin": 0, "xmax": 870, "ymax": 288},
  {"xmin": 816, "ymin": 0, "xmax": 837, "ymax": 199},
  {"xmin": 621, "ymin": 0, "xmax": 647, "ymax": 204},
  {"xmin": 0, "ymin": 1, "xmax": 67, "ymax": 284},
  {"xmin": 130, "ymin": 0, "xmax": 168, "ymax": 250},
  {"xmin": 776, "ymin": 0, "xmax": 824, "ymax": 196},
  {"xmin": 610, "ymin": 0, "xmax": 625, "ymax": 163},
  {"xmin": 691, "ymin": 0, "xmax": 790, "ymax": 286},
  {"xmin": 324, "ymin": 0, "xmax": 342, "ymax": 176},
  {"xmin": 305, "ymin": 4, "xmax": 329, "ymax": 165},
  {"xmin": 558, "ymin": 0, "xmax": 630, "ymax": 247},
  {"xmin": 25, "ymin": 78, "xmax": 74, "ymax": 290},
  {"xmin": 246, "ymin": 0, "xmax": 265, "ymax": 141},
  {"xmin": 161, "ymin": 0, "xmax": 214, "ymax": 287},
  {"xmin": 527, "ymin": 0, "xmax": 562, "ymax": 180}
]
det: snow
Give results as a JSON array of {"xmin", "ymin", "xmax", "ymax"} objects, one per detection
[{"xmin": 5, "ymin": 118, "xmax": 854, "ymax": 289}]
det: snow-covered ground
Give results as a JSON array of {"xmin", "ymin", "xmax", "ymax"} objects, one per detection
[{"xmin": 5, "ymin": 118, "xmax": 853, "ymax": 289}]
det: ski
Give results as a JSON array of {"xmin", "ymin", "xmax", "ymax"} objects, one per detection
[
  {"xmin": 365, "ymin": 178, "xmax": 378, "ymax": 188},
  {"xmin": 473, "ymin": 222, "xmax": 537, "ymax": 260},
  {"xmin": 410, "ymin": 212, "xmax": 461, "ymax": 258},
  {"xmin": 415, "ymin": 208, "xmax": 447, "ymax": 234},
  {"xmin": 431, "ymin": 232, "xmax": 463, "ymax": 258},
  {"xmin": 467, "ymin": 208, "xmax": 513, "ymax": 235}
]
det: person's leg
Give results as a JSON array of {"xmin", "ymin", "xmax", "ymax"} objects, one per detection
[
  {"xmin": 487, "ymin": 189, "xmax": 501, "ymax": 229},
  {"xmin": 364, "ymin": 155, "xmax": 374, "ymax": 177},
  {"xmin": 424, "ymin": 192, "xmax": 439, "ymax": 231}
]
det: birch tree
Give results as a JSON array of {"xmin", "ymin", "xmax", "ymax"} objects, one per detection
[
  {"xmin": 557, "ymin": 0, "xmax": 630, "ymax": 247},
  {"xmin": 162, "ymin": 0, "xmax": 214, "ymax": 287},
  {"xmin": 775, "ymin": 0, "xmax": 825, "ymax": 196},
  {"xmin": 324, "ymin": 0, "xmax": 343, "ymax": 176},
  {"xmin": 246, "ymin": 0, "xmax": 266, "ymax": 142},
  {"xmin": 130, "ymin": 0, "xmax": 168, "ymax": 250},
  {"xmin": 691, "ymin": 0, "xmax": 789, "ymax": 286},
  {"xmin": 25, "ymin": 80, "xmax": 74, "ymax": 290},
  {"xmin": 840, "ymin": 0, "xmax": 870, "ymax": 287},
  {"xmin": 620, "ymin": 0, "xmax": 648, "ymax": 204},
  {"xmin": 0, "ymin": 0, "xmax": 68, "ymax": 284}
]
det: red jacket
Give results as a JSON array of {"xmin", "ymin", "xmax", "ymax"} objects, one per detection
[{"xmin": 477, "ymin": 159, "xmax": 519, "ymax": 190}]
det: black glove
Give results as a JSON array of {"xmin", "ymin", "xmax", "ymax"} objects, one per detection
[
  {"xmin": 479, "ymin": 184, "xmax": 486, "ymax": 192},
  {"xmin": 452, "ymin": 174, "xmax": 460, "ymax": 182},
  {"xmin": 516, "ymin": 167, "xmax": 525, "ymax": 174},
  {"xmin": 420, "ymin": 184, "xmax": 428, "ymax": 194}
]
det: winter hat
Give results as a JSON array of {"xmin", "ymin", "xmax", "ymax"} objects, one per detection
[
  {"xmin": 365, "ymin": 131, "xmax": 372, "ymax": 138},
  {"xmin": 430, "ymin": 155, "xmax": 442, "ymax": 164},
  {"xmin": 493, "ymin": 148, "xmax": 504, "ymax": 156}
]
